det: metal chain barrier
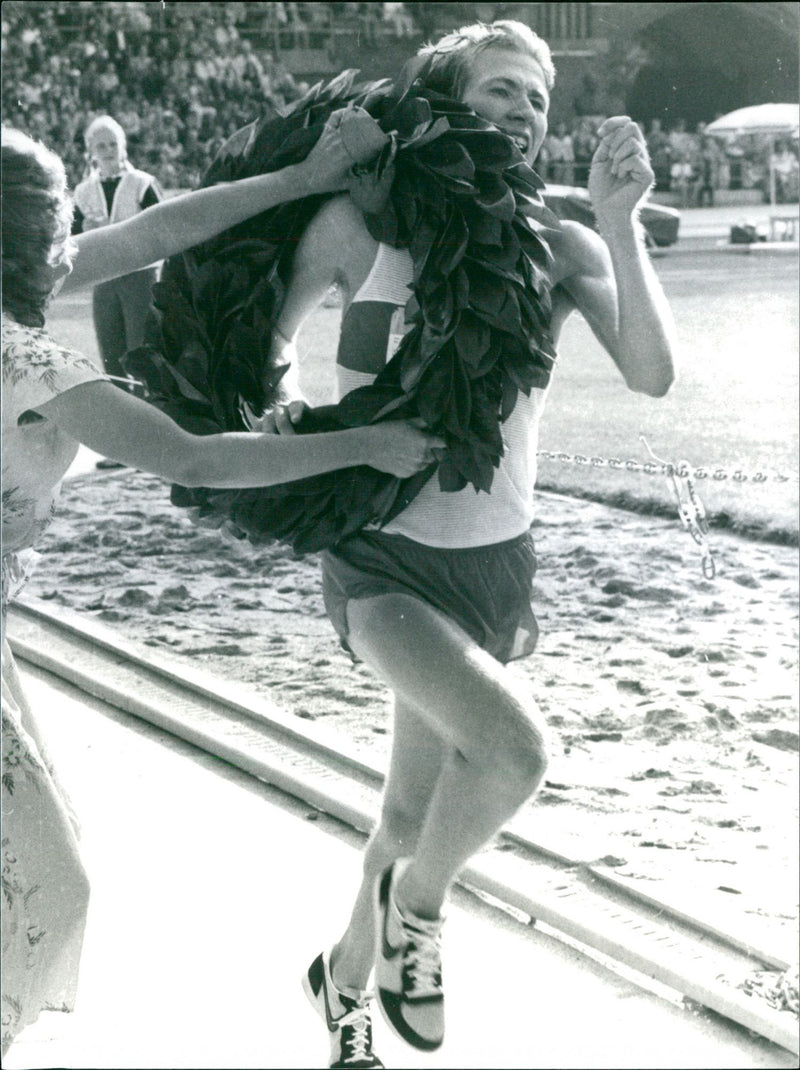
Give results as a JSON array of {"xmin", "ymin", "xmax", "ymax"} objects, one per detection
[
  {"xmin": 537, "ymin": 438, "xmax": 800, "ymax": 579},
  {"xmin": 536, "ymin": 450, "xmax": 798, "ymax": 485}
]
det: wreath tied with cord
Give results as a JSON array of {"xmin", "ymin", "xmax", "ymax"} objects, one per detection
[{"xmin": 125, "ymin": 67, "xmax": 563, "ymax": 553}]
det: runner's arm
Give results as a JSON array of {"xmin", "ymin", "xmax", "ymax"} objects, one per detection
[{"xmin": 559, "ymin": 117, "xmax": 676, "ymax": 397}]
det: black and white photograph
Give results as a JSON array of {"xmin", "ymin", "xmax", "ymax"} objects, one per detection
[{"xmin": 1, "ymin": 3, "xmax": 798, "ymax": 1068}]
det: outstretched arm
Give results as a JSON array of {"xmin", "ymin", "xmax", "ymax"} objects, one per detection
[
  {"xmin": 34, "ymin": 380, "xmax": 442, "ymax": 485},
  {"xmin": 61, "ymin": 110, "xmax": 385, "ymax": 294},
  {"xmin": 558, "ymin": 117, "xmax": 676, "ymax": 397}
]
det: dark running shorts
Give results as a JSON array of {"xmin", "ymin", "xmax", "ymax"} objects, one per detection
[{"xmin": 321, "ymin": 529, "xmax": 538, "ymax": 665}]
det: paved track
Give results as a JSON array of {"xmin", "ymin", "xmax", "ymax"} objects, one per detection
[{"xmin": 6, "ymin": 660, "xmax": 794, "ymax": 1070}]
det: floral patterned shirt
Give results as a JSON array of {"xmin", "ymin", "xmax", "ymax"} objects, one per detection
[{"xmin": 2, "ymin": 316, "xmax": 107, "ymax": 602}]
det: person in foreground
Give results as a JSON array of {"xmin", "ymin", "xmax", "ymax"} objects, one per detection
[
  {"xmin": 0, "ymin": 123, "xmax": 440, "ymax": 1056},
  {"xmin": 271, "ymin": 21, "xmax": 676, "ymax": 1068}
]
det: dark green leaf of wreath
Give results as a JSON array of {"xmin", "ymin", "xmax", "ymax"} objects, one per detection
[
  {"xmin": 469, "ymin": 384, "xmax": 505, "ymax": 453},
  {"xmin": 417, "ymin": 349, "xmax": 471, "ymax": 436},
  {"xmin": 152, "ymin": 278, "xmax": 193, "ymax": 319},
  {"xmin": 380, "ymin": 464, "xmax": 438, "ymax": 526},
  {"xmin": 392, "ymin": 53, "xmax": 435, "ymax": 103},
  {"xmin": 450, "ymin": 349, "xmax": 472, "ymax": 436},
  {"xmin": 493, "ymin": 288, "xmax": 525, "ymax": 336},
  {"xmin": 419, "ymin": 317, "xmax": 447, "ymax": 362},
  {"xmin": 517, "ymin": 221, "xmax": 556, "ymax": 270},
  {"xmin": 503, "ymin": 349, "xmax": 538, "ymax": 396},
  {"xmin": 517, "ymin": 288, "xmax": 552, "ymax": 334},
  {"xmin": 122, "ymin": 346, "xmax": 176, "ymax": 401},
  {"xmin": 412, "ymin": 162, "xmax": 477, "ymax": 197},
  {"xmin": 407, "ymin": 218, "xmax": 440, "ymax": 280},
  {"xmin": 421, "ymin": 281, "xmax": 455, "ymax": 333},
  {"xmin": 177, "ymin": 340, "xmax": 211, "ymax": 393},
  {"xmin": 452, "ymin": 266, "xmax": 470, "ymax": 311},
  {"xmin": 454, "ymin": 314, "xmax": 490, "ymax": 369},
  {"xmin": 504, "ymin": 162, "xmax": 546, "ymax": 197},
  {"xmin": 462, "ymin": 204, "xmax": 503, "ymax": 246},
  {"xmin": 500, "ymin": 372, "xmax": 520, "ymax": 422},
  {"xmin": 220, "ymin": 320, "xmax": 261, "ymax": 370},
  {"xmin": 390, "ymin": 95, "xmax": 434, "ymax": 139},
  {"xmin": 336, "ymin": 383, "xmax": 404, "ymax": 425},
  {"xmin": 441, "ymin": 111, "xmax": 494, "ymax": 131},
  {"xmin": 436, "ymin": 454, "xmax": 468, "ymax": 493},
  {"xmin": 473, "ymin": 174, "xmax": 516, "ymax": 220},
  {"xmin": 466, "ymin": 264, "xmax": 506, "ymax": 321},
  {"xmin": 465, "ymin": 250, "xmax": 524, "ymax": 288},
  {"xmin": 400, "ymin": 115, "xmax": 451, "ymax": 152},
  {"xmin": 518, "ymin": 205, "xmax": 563, "ymax": 248},
  {"xmin": 421, "ymin": 92, "xmax": 479, "ymax": 119},
  {"xmin": 188, "ymin": 259, "xmax": 221, "ymax": 310},
  {"xmin": 441, "ymin": 440, "xmax": 495, "ymax": 493},
  {"xmin": 162, "ymin": 312, "xmax": 205, "ymax": 367},
  {"xmin": 451, "ymin": 130, "xmax": 518, "ymax": 172},
  {"xmin": 414, "ymin": 136, "xmax": 475, "ymax": 179},
  {"xmin": 398, "ymin": 350, "xmax": 430, "ymax": 395},
  {"xmin": 428, "ymin": 213, "xmax": 469, "ymax": 279},
  {"xmin": 465, "ymin": 335, "xmax": 503, "ymax": 381}
]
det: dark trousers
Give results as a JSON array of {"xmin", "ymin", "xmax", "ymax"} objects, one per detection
[{"xmin": 92, "ymin": 267, "xmax": 157, "ymax": 393}]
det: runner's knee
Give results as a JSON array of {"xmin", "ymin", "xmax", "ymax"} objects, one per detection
[{"xmin": 471, "ymin": 687, "xmax": 548, "ymax": 796}]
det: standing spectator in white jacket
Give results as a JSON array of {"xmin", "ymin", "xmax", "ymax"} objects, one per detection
[{"xmin": 72, "ymin": 116, "xmax": 162, "ymax": 423}]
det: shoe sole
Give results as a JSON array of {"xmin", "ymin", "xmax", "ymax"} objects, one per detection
[{"xmin": 373, "ymin": 866, "xmax": 443, "ymax": 1053}]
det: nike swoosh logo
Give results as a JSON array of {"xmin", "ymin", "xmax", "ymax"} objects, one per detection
[
  {"xmin": 380, "ymin": 869, "xmax": 403, "ymax": 961},
  {"xmin": 321, "ymin": 960, "xmax": 347, "ymax": 1032}
]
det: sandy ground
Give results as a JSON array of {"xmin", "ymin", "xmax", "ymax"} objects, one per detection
[{"xmin": 20, "ymin": 465, "xmax": 799, "ymax": 974}]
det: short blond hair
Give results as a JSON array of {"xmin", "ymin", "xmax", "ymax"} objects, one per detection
[
  {"xmin": 417, "ymin": 20, "xmax": 555, "ymax": 98},
  {"xmin": 84, "ymin": 114, "xmax": 127, "ymax": 156}
]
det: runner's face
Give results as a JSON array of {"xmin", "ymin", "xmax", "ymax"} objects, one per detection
[{"xmin": 460, "ymin": 49, "xmax": 549, "ymax": 167}]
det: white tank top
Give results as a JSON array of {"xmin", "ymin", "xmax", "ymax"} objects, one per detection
[{"xmin": 336, "ymin": 243, "xmax": 552, "ymax": 548}]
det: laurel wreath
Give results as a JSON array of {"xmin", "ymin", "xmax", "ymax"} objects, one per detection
[{"xmin": 126, "ymin": 69, "xmax": 562, "ymax": 553}]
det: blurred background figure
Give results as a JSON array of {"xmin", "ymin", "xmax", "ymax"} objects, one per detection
[
  {"xmin": 72, "ymin": 115, "xmax": 161, "ymax": 424},
  {"xmin": 355, "ymin": 2, "xmax": 382, "ymax": 45},
  {"xmin": 770, "ymin": 140, "xmax": 800, "ymax": 204},
  {"xmin": 646, "ymin": 118, "xmax": 672, "ymax": 192},
  {"xmin": 670, "ymin": 152, "xmax": 694, "ymax": 208},
  {"xmin": 571, "ymin": 116, "xmax": 598, "ymax": 186},
  {"xmin": 544, "ymin": 121, "xmax": 574, "ymax": 184},
  {"xmin": 694, "ymin": 132, "xmax": 723, "ymax": 206},
  {"xmin": 382, "ymin": 1, "xmax": 415, "ymax": 37}
]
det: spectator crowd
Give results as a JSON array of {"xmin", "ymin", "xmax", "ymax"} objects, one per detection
[
  {"xmin": 2, "ymin": 2, "xmax": 321, "ymax": 190},
  {"xmin": 541, "ymin": 114, "xmax": 800, "ymax": 205},
  {"xmin": 4, "ymin": 2, "xmax": 798, "ymax": 204},
  {"xmin": 2, "ymin": 2, "xmax": 426, "ymax": 191}
]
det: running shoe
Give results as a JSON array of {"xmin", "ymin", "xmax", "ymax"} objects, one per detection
[
  {"xmin": 302, "ymin": 949, "xmax": 385, "ymax": 1069},
  {"xmin": 374, "ymin": 861, "xmax": 445, "ymax": 1051}
]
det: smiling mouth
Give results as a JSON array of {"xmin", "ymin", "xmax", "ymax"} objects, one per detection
[{"xmin": 506, "ymin": 132, "xmax": 530, "ymax": 155}]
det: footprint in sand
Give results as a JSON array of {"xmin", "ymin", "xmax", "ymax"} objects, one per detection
[{"xmin": 116, "ymin": 588, "xmax": 154, "ymax": 607}]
